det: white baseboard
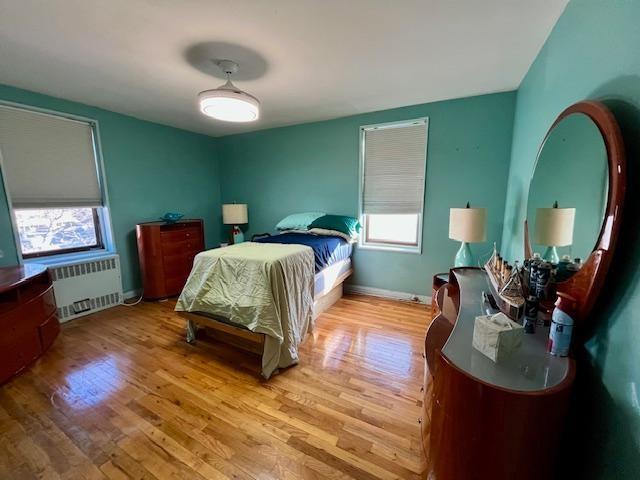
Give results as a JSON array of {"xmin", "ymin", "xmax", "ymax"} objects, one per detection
[
  {"xmin": 344, "ymin": 284, "xmax": 430, "ymax": 304},
  {"xmin": 123, "ymin": 288, "xmax": 142, "ymax": 300}
]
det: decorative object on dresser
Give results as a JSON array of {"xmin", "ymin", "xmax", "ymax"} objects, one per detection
[
  {"xmin": 222, "ymin": 203, "xmax": 248, "ymax": 244},
  {"xmin": 0, "ymin": 264, "xmax": 59, "ymax": 384},
  {"xmin": 448, "ymin": 202, "xmax": 486, "ymax": 267},
  {"xmin": 159, "ymin": 212, "xmax": 184, "ymax": 223},
  {"xmin": 136, "ymin": 219, "xmax": 205, "ymax": 299},
  {"xmin": 484, "ymin": 245, "xmax": 525, "ymax": 319}
]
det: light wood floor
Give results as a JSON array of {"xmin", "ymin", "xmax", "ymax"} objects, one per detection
[{"xmin": 0, "ymin": 294, "xmax": 430, "ymax": 479}]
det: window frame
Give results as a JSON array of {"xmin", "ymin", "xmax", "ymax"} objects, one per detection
[
  {"xmin": 0, "ymin": 100, "xmax": 116, "ymax": 265},
  {"xmin": 358, "ymin": 117, "xmax": 428, "ymax": 254},
  {"xmin": 17, "ymin": 207, "xmax": 105, "ymax": 259}
]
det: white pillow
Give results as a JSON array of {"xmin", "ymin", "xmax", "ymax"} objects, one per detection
[{"xmin": 308, "ymin": 228, "xmax": 357, "ymax": 244}]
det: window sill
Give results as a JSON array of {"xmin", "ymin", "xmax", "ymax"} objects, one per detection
[
  {"xmin": 23, "ymin": 249, "xmax": 117, "ymax": 267},
  {"xmin": 358, "ymin": 243, "xmax": 422, "ymax": 254}
]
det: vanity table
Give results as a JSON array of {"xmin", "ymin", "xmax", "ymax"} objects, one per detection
[
  {"xmin": 423, "ymin": 268, "xmax": 575, "ymax": 479},
  {"xmin": 423, "ymin": 100, "xmax": 626, "ymax": 479}
]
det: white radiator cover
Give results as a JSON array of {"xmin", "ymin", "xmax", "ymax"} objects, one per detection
[{"xmin": 50, "ymin": 254, "xmax": 123, "ymax": 322}]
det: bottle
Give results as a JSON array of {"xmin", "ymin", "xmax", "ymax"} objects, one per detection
[
  {"xmin": 547, "ymin": 293, "xmax": 576, "ymax": 357},
  {"xmin": 556, "ymin": 255, "xmax": 572, "ymax": 282},
  {"xmin": 523, "ymin": 295, "xmax": 538, "ymax": 333}
]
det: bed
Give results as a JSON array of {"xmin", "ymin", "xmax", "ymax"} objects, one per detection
[{"xmin": 175, "ymin": 232, "xmax": 353, "ymax": 378}]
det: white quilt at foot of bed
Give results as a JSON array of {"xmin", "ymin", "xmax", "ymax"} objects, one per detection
[{"xmin": 174, "ymin": 242, "xmax": 315, "ymax": 378}]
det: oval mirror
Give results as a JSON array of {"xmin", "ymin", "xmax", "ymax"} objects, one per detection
[
  {"xmin": 527, "ymin": 113, "xmax": 608, "ymax": 262},
  {"xmin": 524, "ymin": 101, "xmax": 625, "ymax": 323}
]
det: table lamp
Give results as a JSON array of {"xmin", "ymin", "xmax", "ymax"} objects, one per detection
[
  {"xmin": 534, "ymin": 202, "xmax": 575, "ymax": 263},
  {"xmin": 449, "ymin": 203, "xmax": 487, "ymax": 267},
  {"xmin": 222, "ymin": 203, "xmax": 248, "ymax": 244}
]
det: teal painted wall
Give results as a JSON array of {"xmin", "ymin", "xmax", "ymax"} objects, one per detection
[
  {"xmin": 217, "ymin": 92, "xmax": 516, "ymax": 295},
  {"xmin": 501, "ymin": 0, "xmax": 640, "ymax": 476},
  {"xmin": 0, "ymin": 84, "xmax": 221, "ymax": 293}
]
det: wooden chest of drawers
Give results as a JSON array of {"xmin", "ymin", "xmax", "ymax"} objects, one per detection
[
  {"xmin": 136, "ymin": 219, "xmax": 205, "ymax": 299},
  {"xmin": 0, "ymin": 264, "xmax": 60, "ymax": 384}
]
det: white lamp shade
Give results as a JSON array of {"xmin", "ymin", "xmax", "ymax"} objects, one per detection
[
  {"xmin": 222, "ymin": 204, "xmax": 248, "ymax": 225},
  {"xmin": 449, "ymin": 207, "xmax": 487, "ymax": 243},
  {"xmin": 534, "ymin": 207, "xmax": 575, "ymax": 246}
]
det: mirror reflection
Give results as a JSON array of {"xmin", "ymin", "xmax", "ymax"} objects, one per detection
[{"xmin": 527, "ymin": 113, "xmax": 608, "ymax": 263}]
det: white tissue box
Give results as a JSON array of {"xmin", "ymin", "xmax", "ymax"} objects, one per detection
[{"xmin": 472, "ymin": 312, "xmax": 523, "ymax": 362}]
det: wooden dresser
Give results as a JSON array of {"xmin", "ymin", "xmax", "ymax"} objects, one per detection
[
  {"xmin": 423, "ymin": 268, "xmax": 575, "ymax": 480},
  {"xmin": 136, "ymin": 219, "xmax": 205, "ymax": 299},
  {"xmin": 0, "ymin": 264, "xmax": 59, "ymax": 384}
]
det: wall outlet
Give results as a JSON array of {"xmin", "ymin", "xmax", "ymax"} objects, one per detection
[{"xmin": 0, "ymin": 249, "xmax": 4, "ymax": 259}]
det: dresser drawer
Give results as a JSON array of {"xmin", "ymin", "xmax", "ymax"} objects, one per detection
[
  {"xmin": 160, "ymin": 227, "xmax": 201, "ymax": 243},
  {"xmin": 39, "ymin": 313, "xmax": 60, "ymax": 351},
  {"xmin": 0, "ymin": 285, "xmax": 56, "ymax": 333},
  {"xmin": 163, "ymin": 253, "xmax": 195, "ymax": 275},
  {"xmin": 0, "ymin": 328, "xmax": 41, "ymax": 383},
  {"xmin": 161, "ymin": 238, "xmax": 202, "ymax": 257},
  {"xmin": 164, "ymin": 275, "xmax": 189, "ymax": 296}
]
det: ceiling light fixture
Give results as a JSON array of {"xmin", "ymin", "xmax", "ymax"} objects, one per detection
[{"xmin": 197, "ymin": 60, "xmax": 260, "ymax": 123}]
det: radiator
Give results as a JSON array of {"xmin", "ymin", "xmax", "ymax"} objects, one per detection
[{"xmin": 50, "ymin": 254, "xmax": 123, "ymax": 322}]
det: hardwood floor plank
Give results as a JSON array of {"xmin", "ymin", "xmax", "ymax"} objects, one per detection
[{"xmin": 0, "ymin": 294, "xmax": 429, "ymax": 479}]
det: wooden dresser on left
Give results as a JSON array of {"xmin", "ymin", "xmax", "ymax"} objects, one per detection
[
  {"xmin": 136, "ymin": 219, "xmax": 205, "ymax": 300},
  {"xmin": 0, "ymin": 264, "xmax": 59, "ymax": 384}
]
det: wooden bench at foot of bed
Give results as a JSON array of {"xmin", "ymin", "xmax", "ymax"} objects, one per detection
[{"xmin": 178, "ymin": 268, "xmax": 352, "ymax": 357}]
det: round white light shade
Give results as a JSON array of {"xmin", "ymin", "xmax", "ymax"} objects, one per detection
[
  {"xmin": 534, "ymin": 207, "xmax": 575, "ymax": 246},
  {"xmin": 222, "ymin": 203, "xmax": 248, "ymax": 225},
  {"xmin": 449, "ymin": 207, "xmax": 487, "ymax": 243},
  {"xmin": 198, "ymin": 89, "xmax": 260, "ymax": 123}
]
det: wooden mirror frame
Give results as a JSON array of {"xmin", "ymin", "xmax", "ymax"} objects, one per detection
[{"xmin": 524, "ymin": 100, "xmax": 626, "ymax": 325}]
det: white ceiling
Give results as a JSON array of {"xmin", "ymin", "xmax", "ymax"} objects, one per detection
[{"xmin": 0, "ymin": 0, "xmax": 568, "ymax": 137}]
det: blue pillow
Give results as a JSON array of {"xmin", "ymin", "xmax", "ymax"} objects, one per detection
[
  {"xmin": 275, "ymin": 211, "xmax": 325, "ymax": 231},
  {"xmin": 309, "ymin": 215, "xmax": 361, "ymax": 238}
]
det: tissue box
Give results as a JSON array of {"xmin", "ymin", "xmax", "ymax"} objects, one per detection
[{"xmin": 472, "ymin": 312, "xmax": 523, "ymax": 362}]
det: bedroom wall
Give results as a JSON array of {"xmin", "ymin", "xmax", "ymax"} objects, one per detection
[
  {"xmin": 217, "ymin": 91, "xmax": 516, "ymax": 296},
  {"xmin": 500, "ymin": 0, "xmax": 640, "ymax": 477},
  {"xmin": 0, "ymin": 84, "xmax": 221, "ymax": 293}
]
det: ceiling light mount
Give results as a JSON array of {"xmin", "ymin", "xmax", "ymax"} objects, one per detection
[
  {"xmin": 215, "ymin": 59, "xmax": 239, "ymax": 76},
  {"xmin": 197, "ymin": 59, "xmax": 260, "ymax": 123}
]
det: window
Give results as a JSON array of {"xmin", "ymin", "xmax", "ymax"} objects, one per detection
[
  {"xmin": 359, "ymin": 118, "xmax": 428, "ymax": 252},
  {"xmin": 0, "ymin": 104, "xmax": 112, "ymax": 260},
  {"xmin": 15, "ymin": 207, "xmax": 103, "ymax": 258}
]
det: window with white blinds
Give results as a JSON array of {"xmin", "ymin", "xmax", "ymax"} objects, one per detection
[
  {"xmin": 0, "ymin": 105, "xmax": 102, "ymax": 207},
  {"xmin": 0, "ymin": 104, "xmax": 111, "ymax": 259},
  {"xmin": 359, "ymin": 118, "xmax": 428, "ymax": 252}
]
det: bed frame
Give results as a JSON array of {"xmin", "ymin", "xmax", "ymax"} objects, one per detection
[{"xmin": 178, "ymin": 267, "xmax": 352, "ymax": 356}]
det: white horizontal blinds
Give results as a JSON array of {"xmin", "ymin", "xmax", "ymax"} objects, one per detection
[
  {"xmin": 0, "ymin": 105, "xmax": 102, "ymax": 208},
  {"xmin": 363, "ymin": 121, "xmax": 427, "ymax": 215}
]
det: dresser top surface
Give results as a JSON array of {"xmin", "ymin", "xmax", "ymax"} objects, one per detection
[
  {"xmin": 441, "ymin": 268, "xmax": 571, "ymax": 392},
  {"xmin": 0, "ymin": 264, "xmax": 48, "ymax": 293},
  {"xmin": 137, "ymin": 219, "xmax": 202, "ymax": 227}
]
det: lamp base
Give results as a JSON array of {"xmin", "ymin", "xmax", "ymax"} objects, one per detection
[
  {"xmin": 232, "ymin": 225, "xmax": 244, "ymax": 244},
  {"xmin": 454, "ymin": 242, "xmax": 474, "ymax": 267},
  {"xmin": 542, "ymin": 246, "xmax": 559, "ymax": 264}
]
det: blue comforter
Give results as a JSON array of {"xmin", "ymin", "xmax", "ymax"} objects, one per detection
[{"xmin": 254, "ymin": 233, "xmax": 352, "ymax": 272}]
